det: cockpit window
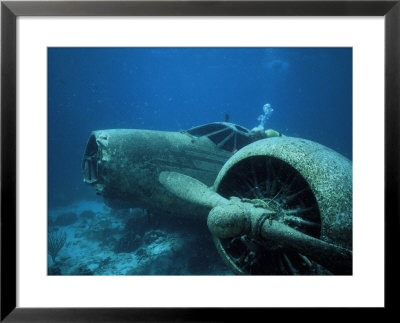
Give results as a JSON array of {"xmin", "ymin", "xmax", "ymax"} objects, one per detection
[{"xmin": 186, "ymin": 122, "xmax": 253, "ymax": 152}]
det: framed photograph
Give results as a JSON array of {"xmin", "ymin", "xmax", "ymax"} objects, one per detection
[{"xmin": 1, "ymin": 0, "xmax": 398, "ymax": 320}]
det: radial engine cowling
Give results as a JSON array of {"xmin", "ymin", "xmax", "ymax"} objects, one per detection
[{"xmin": 212, "ymin": 137, "xmax": 352, "ymax": 275}]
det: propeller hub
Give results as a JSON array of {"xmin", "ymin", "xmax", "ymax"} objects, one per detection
[
  {"xmin": 207, "ymin": 199, "xmax": 274, "ymax": 240},
  {"xmin": 207, "ymin": 204, "xmax": 248, "ymax": 238}
]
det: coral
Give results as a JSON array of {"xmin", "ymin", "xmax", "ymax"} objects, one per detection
[
  {"xmin": 48, "ymin": 265, "xmax": 62, "ymax": 275},
  {"xmin": 115, "ymin": 232, "xmax": 142, "ymax": 253},
  {"xmin": 54, "ymin": 212, "xmax": 78, "ymax": 226},
  {"xmin": 86, "ymin": 219, "xmax": 117, "ymax": 241},
  {"xmin": 79, "ymin": 210, "xmax": 95, "ymax": 219},
  {"xmin": 71, "ymin": 264, "xmax": 93, "ymax": 275},
  {"xmin": 48, "ymin": 230, "xmax": 67, "ymax": 263},
  {"xmin": 143, "ymin": 230, "xmax": 166, "ymax": 245}
]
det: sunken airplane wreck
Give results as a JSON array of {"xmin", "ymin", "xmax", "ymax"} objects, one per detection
[{"xmin": 82, "ymin": 122, "xmax": 352, "ymax": 275}]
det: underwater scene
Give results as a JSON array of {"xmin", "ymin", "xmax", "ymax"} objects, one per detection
[{"xmin": 48, "ymin": 48, "xmax": 352, "ymax": 275}]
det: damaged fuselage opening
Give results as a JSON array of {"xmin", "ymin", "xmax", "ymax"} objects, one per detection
[{"xmin": 82, "ymin": 134, "xmax": 100, "ymax": 184}]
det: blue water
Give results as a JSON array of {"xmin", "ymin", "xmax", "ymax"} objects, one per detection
[{"xmin": 48, "ymin": 47, "xmax": 352, "ymax": 275}]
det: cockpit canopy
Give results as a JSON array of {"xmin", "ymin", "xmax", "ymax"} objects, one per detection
[{"xmin": 186, "ymin": 122, "xmax": 252, "ymax": 152}]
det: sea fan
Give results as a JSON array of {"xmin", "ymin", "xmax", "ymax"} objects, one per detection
[{"xmin": 48, "ymin": 230, "xmax": 67, "ymax": 263}]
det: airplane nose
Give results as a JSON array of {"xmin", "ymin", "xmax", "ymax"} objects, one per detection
[
  {"xmin": 82, "ymin": 134, "xmax": 97, "ymax": 184},
  {"xmin": 82, "ymin": 133, "xmax": 101, "ymax": 185}
]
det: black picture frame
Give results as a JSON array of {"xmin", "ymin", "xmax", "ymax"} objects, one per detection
[{"xmin": 1, "ymin": 0, "xmax": 398, "ymax": 321}]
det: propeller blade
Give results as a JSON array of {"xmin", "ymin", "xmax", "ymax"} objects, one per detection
[
  {"xmin": 159, "ymin": 171, "xmax": 229, "ymax": 209},
  {"xmin": 260, "ymin": 220, "xmax": 352, "ymax": 275}
]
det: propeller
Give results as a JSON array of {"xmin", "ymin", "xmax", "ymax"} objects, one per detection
[
  {"xmin": 159, "ymin": 171, "xmax": 229, "ymax": 209},
  {"xmin": 159, "ymin": 171, "xmax": 352, "ymax": 274}
]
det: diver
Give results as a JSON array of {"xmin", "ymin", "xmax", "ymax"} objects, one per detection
[
  {"xmin": 247, "ymin": 103, "xmax": 284, "ymax": 142},
  {"xmin": 224, "ymin": 108, "xmax": 284, "ymax": 144},
  {"xmin": 249, "ymin": 128, "xmax": 285, "ymax": 142}
]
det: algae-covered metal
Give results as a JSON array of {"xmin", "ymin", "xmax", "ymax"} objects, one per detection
[
  {"xmin": 212, "ymin": 136, "xmax": 352, "ymax": 274},
  {"xmin": 82, "ymin": 123, "xmax": 252, "ymax": 218}
]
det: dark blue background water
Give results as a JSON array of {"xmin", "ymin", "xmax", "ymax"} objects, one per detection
[{"xmin": 48, "ymin": 48, "xmax": 352, "ymax": 207}]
